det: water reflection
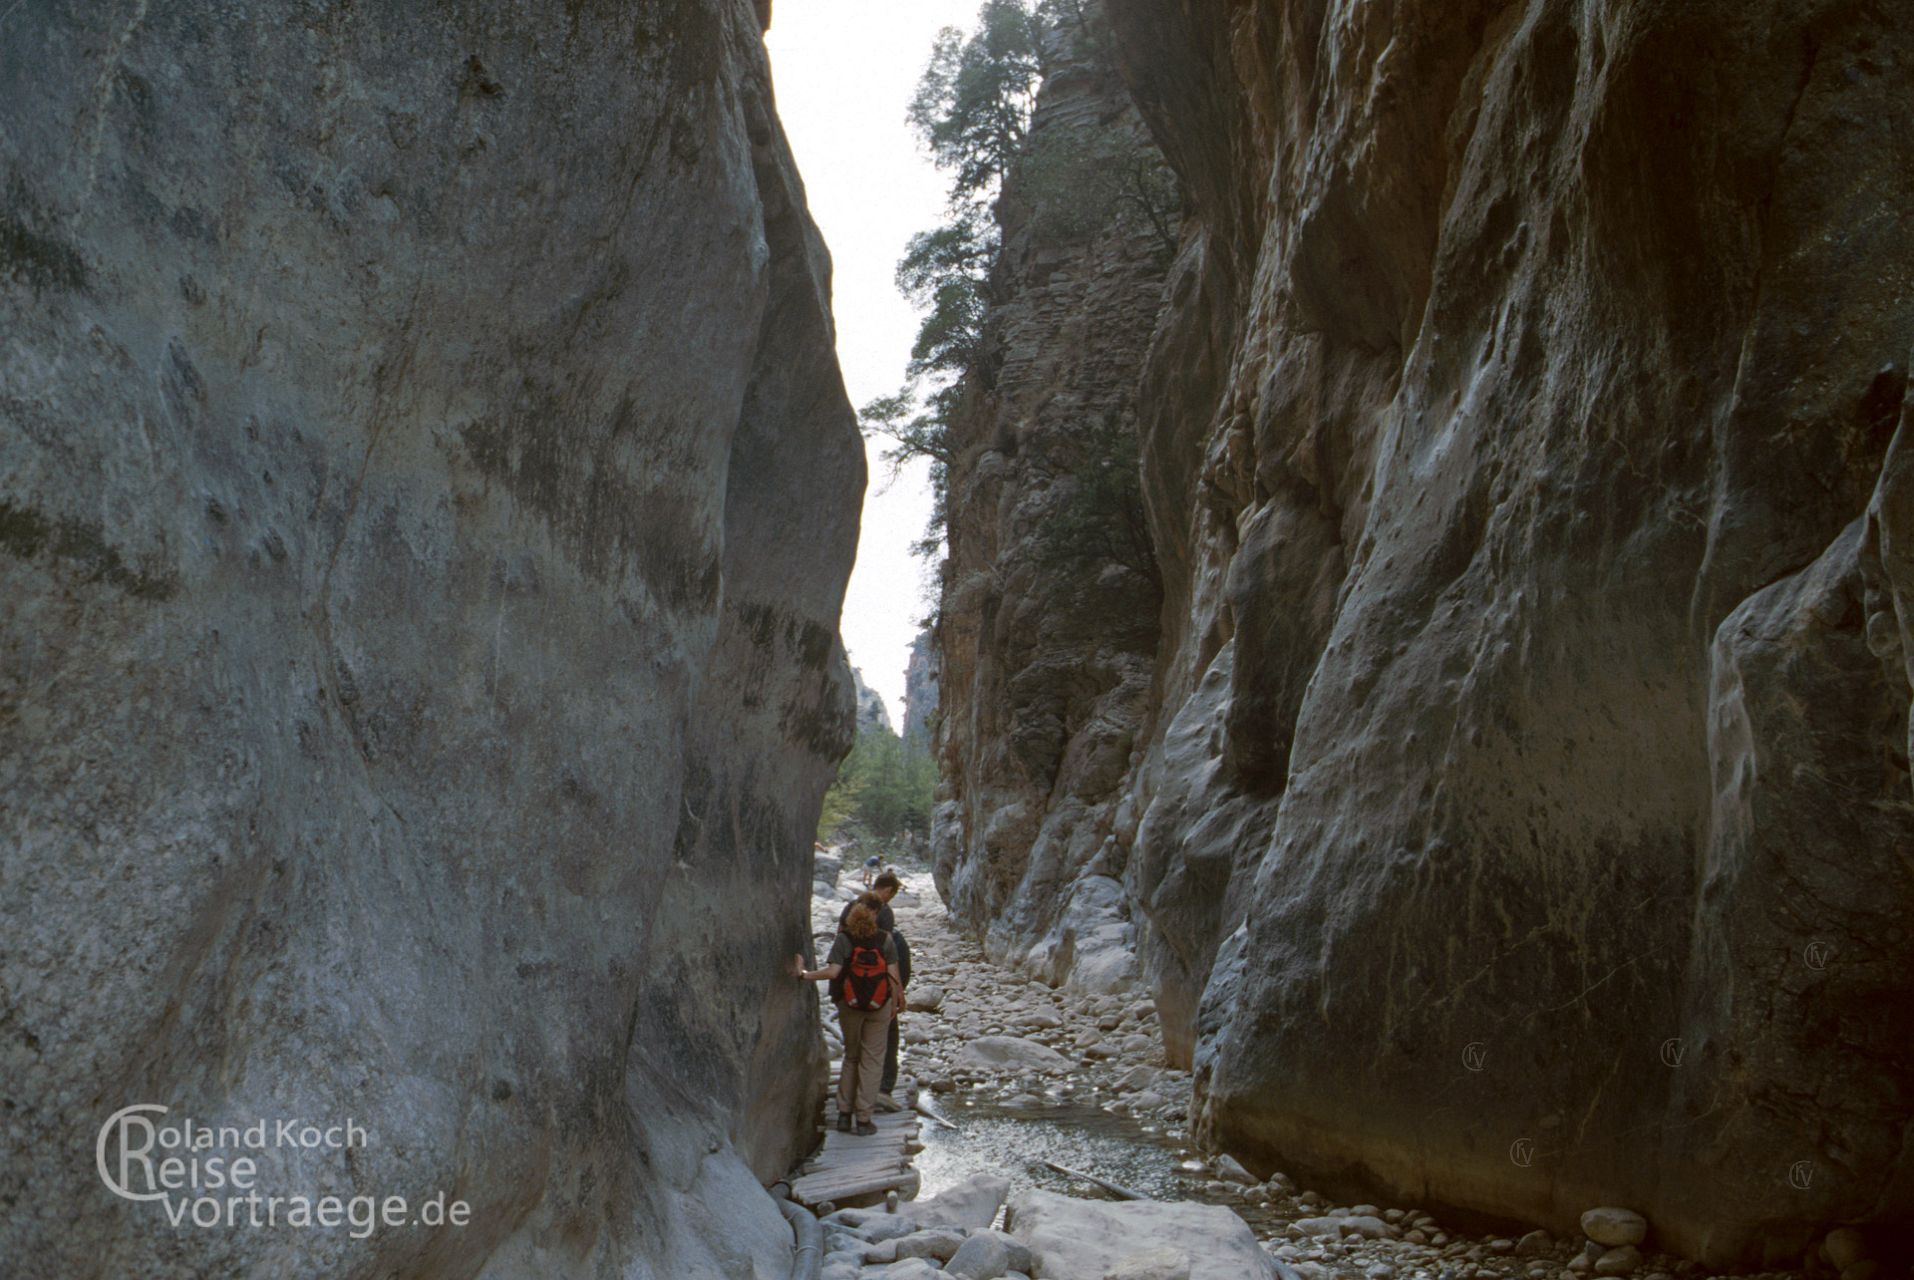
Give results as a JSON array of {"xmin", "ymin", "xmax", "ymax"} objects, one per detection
[{"xmin": 914, "ymin": 1094, "xmax": 1279, "ymax": 1233}]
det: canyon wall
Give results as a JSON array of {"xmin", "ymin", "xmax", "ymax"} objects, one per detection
[
  {"xmin": 853, "ymin": 666, "xmax": 895, "ymax": 735},
  {"xmin": 1094, "ymin": 0, "xmax": 1914, "ymax": 1265},
  {"xmin": 928, "ymin": 0, "xmax": 1913, "ymax": 1263},
  {"xmin": 929, "ymin": 21, "xmax": 1170, "ymax": 995},
  {"xmin": 0, "ymin": 2, "xmax": 859, "ymax": 1276},
  {"xmin": 901, "ymin": 628, "xmax": 938, "ymax": 750}
]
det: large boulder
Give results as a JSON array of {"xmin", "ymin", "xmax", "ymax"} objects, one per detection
[
  {"xmin": 0, "ymin": 1, "xmax": 862, "ymax": 1275},
  {"xmin": 909, "ymin": 1172, "xmax": 1012, "ymax": 1230},
  {"xmin": 1024, "ymin": 874, "xmax": 1141, "ymax": 995},
  {"xmin": 1005, "ymin": 1190, "xmax": 1275, "ymax": 1280},
  {"xmin": 954, "ymin": 1036, "xmax": 1074, "ymax": 1075}
]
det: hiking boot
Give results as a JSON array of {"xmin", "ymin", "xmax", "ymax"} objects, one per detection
[
  {"xmin": 874, "ymin": 1093, "xmax": 902, "ymax": 1113},
  {"xmin": 854, "ymin": 1119, "xmax": 878, "ymax": 1136},
  {"xmin": 835, "ymin": 1114, "xmax": 852, "ymax": 1133}
]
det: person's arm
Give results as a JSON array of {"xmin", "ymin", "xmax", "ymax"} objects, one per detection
[
  {"xmin": 793, "ymin": 937, "xmax": 848, "ymax": 983},
  {"xmin": 795, "ymin": 958, "xmax": 842, "ymax": 982}
]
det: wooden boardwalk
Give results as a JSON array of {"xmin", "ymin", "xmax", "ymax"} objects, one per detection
[{"xmin": 786, "ymin": 1094, "xmax": 924, "ymax": 1210}]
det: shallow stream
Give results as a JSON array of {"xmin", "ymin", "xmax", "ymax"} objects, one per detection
[
  {"xmin": 817, "ymin": 856, "xmax": 1278, "ymax": 1236},
  {"xmin": 913, "ymin": 1093, "xmax": 1280, "ymax": 1235}
]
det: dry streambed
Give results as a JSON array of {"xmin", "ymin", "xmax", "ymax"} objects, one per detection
[{"xmin": 807, "ymin": 860, "xmax": 1818, "ymax": 1280}]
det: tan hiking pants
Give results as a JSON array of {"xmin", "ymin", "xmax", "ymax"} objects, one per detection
[{"xmin": 835, "ymin": 1001, "xmax": 894, "ymax": 1124}]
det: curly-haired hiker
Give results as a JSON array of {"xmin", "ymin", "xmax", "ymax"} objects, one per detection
[
  {"xmin": 838, "ymin": 871, "xmax": 911, "ymax": 1110},
  {"xmin": 793, "ymin": 897, "xmax": 902, "ymax": 1135}
]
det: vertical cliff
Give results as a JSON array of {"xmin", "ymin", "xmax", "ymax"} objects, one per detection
[
  {"xmin": 1092, "ymin": 0, "xmax": 1914, "ymax": 1264},
  {"xmin": 852, "ymin": 666, "xmax": 896, "ymax": 735},
  {"xmin": 928, "ymin": 15, "xmax": 1172, "ymax": 995},
  {"xmin": 901, "ymin": 628, "xmax": 939, "ymax": 751},
  {"xmin": 0, "ymin": 2, "xmax": 860, "ymax": 1276}
]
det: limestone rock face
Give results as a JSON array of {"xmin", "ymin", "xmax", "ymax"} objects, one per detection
[
  {"xmin": 0, "ymin": 2, "xmax": 860, "ymax": 1276},
  {"xmin": 1096, "ymin": 0, "xmax": 1914, "ymax": 1263},
  {"xmin": 901, "ymin": 628, "xmax": 939, "ymax": 750},
  {"xmin": 930, "ymin": 21, "xmax": 1171, "ymax": 990},
  {"xmin": 852, "ymin": 665, "xmax": 895, "ymax": 735}
]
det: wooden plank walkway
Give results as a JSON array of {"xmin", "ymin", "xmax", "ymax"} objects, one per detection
[{"xmin": 787, "ymin": 1095, "xmax": 924, "ymax": 1210}]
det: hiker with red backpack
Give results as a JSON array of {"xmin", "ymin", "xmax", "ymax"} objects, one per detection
[
  {"xmin": 838, "ymin": 871, "xmax": 910, "ymax": 1111},
  {"xmin": 794, "ymin": 896, "xmax": 903, "ymax": 1135}
]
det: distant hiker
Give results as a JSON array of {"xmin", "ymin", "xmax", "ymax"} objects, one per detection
[
  {"xmin": 794, "ymin": 898, "xmax": 901, "ymax": 1136},
  {"xmin": 840, "ymin": 871, "xmax": 911, "ymax": 1109},
  {"xmin": 860, "ymin": 853, "xmax": 881, "ymax": 887}
]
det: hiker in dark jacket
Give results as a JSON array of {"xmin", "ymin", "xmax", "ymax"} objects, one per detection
[
  {"xmin": 794, "ymin": 898, "xmax": 901, "ymax": 1135},
  {"xmin": 839, "ymin": 871, "xmax": 911, "ymax": 1107}
]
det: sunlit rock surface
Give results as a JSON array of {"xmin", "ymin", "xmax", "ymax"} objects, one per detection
[
  {"xmin": 1098, "ymin": 0, "xmax": 1914, "ymax": 1262},
  {"xmin": 0, "ymin": 1, "xmax": 860, "ymax": 1274}
]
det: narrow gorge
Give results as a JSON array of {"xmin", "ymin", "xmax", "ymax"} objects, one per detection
[{"xmin": 3, "ymin": 0, "xmax": 1910, "ymax": 1278}]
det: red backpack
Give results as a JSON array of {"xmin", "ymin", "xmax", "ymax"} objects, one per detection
[{"xmin": 833, "ymin": 933, "xmax": 891, "ymax": 1011}]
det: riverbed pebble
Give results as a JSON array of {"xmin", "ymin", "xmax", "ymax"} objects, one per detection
[
  {"xmin": 1823, "ymin": 1230, "xmax": 1868, "ymax": 1270},
  {"xmin": 1581, "ymin": 1209, "xmax": 1648, "ymax": 1248},
  {"xmin": 868, "ymin": 1258, "xmax": 940, "ymax": 1280},
  {"xmin": 1595, "ymin": 1246, "xmax": 1643, "ymax": 1275},
  {"xmin": 945, "ymin": 1228, "xmax": 1029, "ymax": 1279},
  {"xmin": 892, "ymin": 1227, "xmax": 966, "ymax": 1261}
]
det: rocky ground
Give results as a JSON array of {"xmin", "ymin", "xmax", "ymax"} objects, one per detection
[
  {"xmin": 810, "ymin": 855, "xmax": 1185, "ymax": 1129},
  {"xmin": 807, "ymin": 851, "xmax": 1837, "ymax": 1280}
]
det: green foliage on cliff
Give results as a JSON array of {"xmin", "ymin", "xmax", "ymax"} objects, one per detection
[
  {"xmin": 863, "ymin": 0, "xmax": 1044, "ymax": 554},
  {"xmin": 1034, "ymin": 410, "xmax": 1155, "ymax": 575},
  {"xmin": 907, "ymin": 0, "xmax": 1044, "ymax": 205},
  {"xmin": 1019, "ymin": 121, "xmax": 1180, "ymax": 261},
  {"xmin": 896, "ymin": 214, "xmax": 993, "ymax": 378},
  {"xmin": 860, "ymin": 388, "xmax": 955, "ymax": 559},
  {"xmin": 864, "ymin": 0, "xmax": 1179, "ymax": 560},
  {"xmin": 818, "ymin": 725, "xmax": 937, "ymax": 843}
]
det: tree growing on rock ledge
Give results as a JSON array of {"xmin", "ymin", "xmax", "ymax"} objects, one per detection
[
  {"xmin": 907, "ymin": 0, "xmax": 1044, "ymax": 205},
  {"xmin": 862, "ymin": 0, "xmax": 1042, "ymax": 556},
  {"xmin": 863, "ymin": 0, "xmax": 1176, "ymax": 557}
]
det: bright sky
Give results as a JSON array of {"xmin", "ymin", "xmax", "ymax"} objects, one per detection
[{"xmin": 764, "ymin": 0, "xmax": 982, "ymax": 724}]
